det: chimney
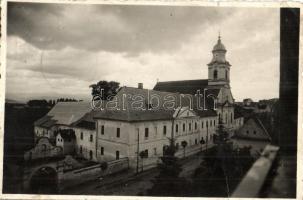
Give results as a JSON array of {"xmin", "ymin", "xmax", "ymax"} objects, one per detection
[{"xmin": 138, "ymin": 83, "xmax": 143, "ymax": 89}]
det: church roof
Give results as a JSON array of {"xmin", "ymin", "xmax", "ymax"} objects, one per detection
[
  {"xmin": 93, "ymin": 86, "xmax": 217, "ymax": 122},
  {"xmin": 153, "ymin": 79, "xmax": 220, "ymax": 95}
]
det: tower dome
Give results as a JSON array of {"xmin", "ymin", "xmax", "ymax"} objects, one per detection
[{"xmin": 212, "ymin": 36, "xmax": 226, "ymax": 52}]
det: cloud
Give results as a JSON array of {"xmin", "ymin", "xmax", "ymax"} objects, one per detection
[
  {"xmin": 6, "ymin": 3, "xmax": 280, "ymax": 102},
  {"xmin": 8, "ymin": 3, "xmax": 234, "ymax": 54}
]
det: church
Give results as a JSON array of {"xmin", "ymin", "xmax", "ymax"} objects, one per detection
[
  {"xmin": 32, "ymin": 36, "xmax": 243, "ymax": 171},
  {"xmin": 154, "ymin": 35, "xmax": 235, "ymax": 130}
]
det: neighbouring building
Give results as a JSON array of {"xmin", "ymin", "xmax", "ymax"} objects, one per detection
[
  {"xmin": 232, "ymin": 116, "xmax": 272, "ymax": 157},
  {"xmin": 72, "ymin": 112, "xmax": 98, "ymax": 161},
  {"xmin": 233, "ymin": 105, "xmax": 245, "ymax": 131},
  {"xmin": 56, "ymin": 129, "xmax": 76, "ymax": 155},
  {"xmin": 243, "ymin": 98, "xmax": 254, "ymax": 107},
  {"xmin": 34, "ymin": 101, "xmax": 92, "ymax": 143}
]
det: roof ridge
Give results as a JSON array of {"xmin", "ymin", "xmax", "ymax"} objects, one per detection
[
  {"xmin": 254, "ymin": 117, "xmax": 271, "ymax": 140},
  {"xmin": 156, "ymin": 79, "xmax": 207, "ymax": 84}
]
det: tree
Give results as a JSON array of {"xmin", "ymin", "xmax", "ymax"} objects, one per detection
[
  {"xmin": 191, "ymin": 118, "xmax": 255, "ymax": 197},
  {"xmin": 27, "ymin": 100, "xmax": 48, "ymax": 107},
  {"xmin": 148, "ymin": 137, "xmax": 189, "ymax": 196},
  {"xmin": 89, "ymin": 81, "xmax": 120, "ymax": 100},
  {"xmin": 200, "ymin": 137, "xmax": 206, "ymax": 152},
  {"xmin": 181, "ymin": 140, "xmax": 188, "ymax": 158},
  {"xmin": 100, "ymin": 162, "xmax": 108, "ymax": 171}
]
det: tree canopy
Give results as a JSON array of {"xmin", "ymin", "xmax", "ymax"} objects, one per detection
[{"xmin": 89, "ymin": 81, "xmax": 120, "ymax": 100}]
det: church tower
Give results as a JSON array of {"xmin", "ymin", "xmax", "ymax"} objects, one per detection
[{"xmin": 208, "ymin": 35, "xmax": 231, "ymax": 87}]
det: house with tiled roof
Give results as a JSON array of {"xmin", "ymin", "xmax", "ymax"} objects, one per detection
[
  {"xmin": 232, "ymin": 116, "xmax": 272, "ymax": 157},
  {"xmin": 34, "ymin": 101, "xmax": 92, "ymax": 142}
]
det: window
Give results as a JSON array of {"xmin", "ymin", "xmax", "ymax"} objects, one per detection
[
  {"xmin": 202, "ymin": 121, "xmax": 204, "ymax": 128},
  {"xmin": 226, "ymin": 113, "xmax": 228, "ymax": 123},
  {"xmin": 117, "ymin": 128, "xmax": 120, "ymax": 138},
  {"xmin": 246, "ymin": 130, "xmax": 249, "ymax": 134},
  {"xmin": 116, "ymin": 151, "xmax": 120, "ymax": 160},
  {"xmin": 80, "ymin": 146, "xmax": 82, "ymax": 154},
  {"xmin": 101, "ymin": 125, "xmax": 105, "ymax": 135},
  {"xmin": 214, "ymin": 120, "xmax": 216, "ymax": 126},
  {"xmin": 80, "ymin": 132, "xmax": 83, "ymax": 140},
  {"xmin": 195, "ymin": 122, "xmax": 197, "ymax": 130},
  {"xmin": 210, "ymin": 120, "xmax": 212, "ymax": 127},
  {"xmin": 219, "ymin": 113, "xmax": 221, "ymax": 121},
  {"xmin": 101, "ymin": 147, "xmax": 104, "ymax": 155},
  {"xmin": 214, "ymin": 70, "xmax": 218, "ymax": 79},
  {"xmin": 206, "ymin": 121, "xmax": 208, "ymax": 128},
  {"xmin": 89, "ymin": 150, "xmax": 93, "ymax": 160},
  {"xmin": 253, "ymin": 130, "xmax": 256, "ymax": 135},
  {"xmin": 195, "ymin": 139, "xmax": 198, "ymax": 145},
  {"xmin": 153, "ymin": 148, "xmax": 157, "ymax": 155},
  {"xmin": 163, "ymin": 125, "xmax": 167, "ymax": 135},
  {"xmin": 90, "ymin": 134, "xmax": 93, "ymax": 142},
  {"xmin": 176, "ymin": 143, "xmax": 179, "ymax": 150},
  {"xmin": 145, "ymin": 128, "xmax": 149, "ymax": 138},
  {"xmin": 225, "ymin": 70, "xmax": 228, "ymax": 79},
  {"xmin": 231, "ymin": 113, "xmax": 233, "ymax": 123},
  {"xmin": 189, "ymin": 123, "xmax": 192, "ymax": 131},
  {"xmin": 175, "ymin": 124, "xmax": 178, "ymax": 133},
  {"xmin": 183, "ymin": 123, "xmax": 186, "ymax": 131},
  {"xmin": 145, "ymin": 149, "xmax": 149, "ymax": 158}
]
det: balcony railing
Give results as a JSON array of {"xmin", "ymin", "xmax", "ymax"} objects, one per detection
[{"xmin": 232, "ymin": 144, "xmax": 280, "ymax": 197}]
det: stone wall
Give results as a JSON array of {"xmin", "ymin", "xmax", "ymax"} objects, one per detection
[{"xmin": 24, "ymin": 137, "xmax": 62, "ymax": 161}]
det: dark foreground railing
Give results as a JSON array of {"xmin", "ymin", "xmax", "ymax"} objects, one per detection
[{"xmin": 232, "ymin": 144, "xmax": 279, "ymax": 197}]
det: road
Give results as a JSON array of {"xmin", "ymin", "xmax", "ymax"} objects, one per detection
[{"xmin": 62, "ymin": 146, "xmax": 212, "ymax": 196}]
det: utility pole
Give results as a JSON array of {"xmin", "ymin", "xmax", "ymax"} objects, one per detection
[
  {"xmin": 206, "ymin": 121, "xmax": 209, "ymax": 153},
  {"xmin": 136, "ymin": 129, "xmax": 139, "ymax": 174}
]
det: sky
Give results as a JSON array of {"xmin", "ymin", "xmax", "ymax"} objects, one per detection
[{"xmin": 6, "ymin": 3, "xmax": 280, "ymax": 103}]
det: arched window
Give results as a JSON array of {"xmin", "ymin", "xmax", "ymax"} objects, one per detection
[
  {"xmin": 214, "ymin": 70, "xmax": 218, "ymax": 79},
  {"xmin": 230, "ymin": 113, "xmax": 233, "ymax": 123},
  {"xmin": 225, "ymin": 70, "xmax": 228, "ymax": 80}
]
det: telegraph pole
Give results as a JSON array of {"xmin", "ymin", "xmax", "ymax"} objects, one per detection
[
  {"xmin": 136, "ymin": 129, "xmax": 139, "ymax": 174},
  {"xmin": 206, "ymin": 121, "xmax": 209, "ymax": 153}
]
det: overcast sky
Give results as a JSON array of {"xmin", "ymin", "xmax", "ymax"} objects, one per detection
[{"xmin": 6, "ymin": 3, "xmax": 280, "ymax": 102}]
